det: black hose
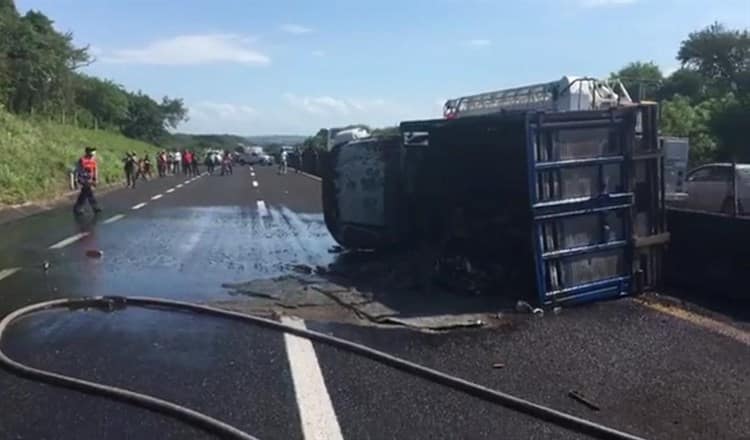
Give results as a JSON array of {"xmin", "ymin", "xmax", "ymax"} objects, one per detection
[{"xmin": 0, "ymin": 296, "xmax": 649, "ymax": 440}]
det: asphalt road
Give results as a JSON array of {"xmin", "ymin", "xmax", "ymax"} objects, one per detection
[{"xmin": 0, "ymin": 165, "xmax": 748, "ymax": 440}]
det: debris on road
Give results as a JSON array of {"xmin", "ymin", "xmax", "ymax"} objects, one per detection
[
  {"xmin": 567, "ymin": 390, "xmax": 601, "ymax": 411},
  {"xmin": 41, "ymin": 261, "xmax": 50, "ymax": 272},
  {"xmin": 85, "ymin": 249, "xmax": 103, "ymax": 258},
  {"xmin": 380, "ymin": 314, "xmax": 485, "ymax": 330},
  {"xmin": 553, "ymin": 306, "xmax": 563, "ymax": 315},
  {"xmin": 492, "ymin": 362, "xmax": 505, "ymax": 369},
  {"xmin": 532, "ymin": 308, "xmax": 544, "ymax": 317},
  {"xmin": 515, "ymin": 300, "xmax": 533, "ymax": 313}
]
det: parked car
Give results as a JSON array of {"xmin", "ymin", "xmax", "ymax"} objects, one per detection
[{"xmin": 684, "ymin": 163, "xmax": 749, "ymax": 215}]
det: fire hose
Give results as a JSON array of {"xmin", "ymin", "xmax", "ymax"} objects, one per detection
[{"xmin": 0, "ymin": 296, "xmax": 648, "ymax": 440}]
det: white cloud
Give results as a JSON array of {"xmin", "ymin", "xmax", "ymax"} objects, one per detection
[
  {"xmin": 467, "ymin": 39, "xmax": 491, "ymax": 47},
  {"xmin": 578, "ymin": 0, "xmax": 637, "ymax": 7},
  {"xmin": 311, "ymin": 50, "xmax": 326, "ymax": 57},
  {"xmin": 103, "ymin": 34, "xmax": 270, "ymax": 66},
  {"xmin": 280, "ymin": 24, "xmax": 312, "ymax": 35}
]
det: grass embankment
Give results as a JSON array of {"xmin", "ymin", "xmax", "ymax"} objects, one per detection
[{"xmin": 0, "ymin": 107, "xmax": 160, "ymax": 205}]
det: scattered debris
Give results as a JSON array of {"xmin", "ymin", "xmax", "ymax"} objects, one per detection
[
  {"xmin": 515, "ymin": 300, "xmax": 533, "ymax": 313},
  {"xmin": 567, "ymin": 390, "xmax": 600, "ymax": 411},
  {"xmin": 290, "ymin": 264, "xmax": 314, "ymax": 275},
  {"xmin": 553, "ymin": 306, "xmax": 563, "ymax": 315},
  {"xmin": 532, "ymin": 308, "xmax": 544, "ymax": 317},
  {"xmin": 380, "ymin": 314, "xmax": 485, "ymax": 330},
  {"xmin": 495, "ymin": 312, "xmax": 504, "ymax": 320},
  {"xmin": 85, "ymin": 249, "xmax": 103, "ymax": 258},
  {"xmin": 492, "ymin": 362, "xmax": 505, "ymax": 369},
  {"xmin": 328, "ymin": 245, "xmax": 344, "ymax": 254},
  {"xmin": 41, "ymin": 261, "xmax": 50, "ymax": 272}
]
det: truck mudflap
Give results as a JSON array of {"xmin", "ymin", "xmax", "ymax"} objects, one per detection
[{"xmin": 322, "ymin": 137, "xmax": 403, "ymax": 250}]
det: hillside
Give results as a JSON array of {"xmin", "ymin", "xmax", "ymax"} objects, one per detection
[{"xmin": 0, "ymin": 107, "xmax": 160, "ymax": 205}]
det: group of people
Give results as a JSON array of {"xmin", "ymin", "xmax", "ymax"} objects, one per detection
[{"xmin": 123, "ymin": 149, "xmax": 202, "ymax": 188}]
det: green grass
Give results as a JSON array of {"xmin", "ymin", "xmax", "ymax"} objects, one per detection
[{"xmin": 0, "ymin": 107, "xmax": 160, "ymax": 205}]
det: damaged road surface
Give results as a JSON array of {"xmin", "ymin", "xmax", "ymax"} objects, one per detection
[{"xmin": 0, "ymin": 165, "xmax": 748, "ymax": 440}]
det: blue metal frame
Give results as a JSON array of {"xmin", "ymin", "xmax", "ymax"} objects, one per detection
[{"xmin": 527, "ymin": 111, "xmax": 635, "ymax": 306}]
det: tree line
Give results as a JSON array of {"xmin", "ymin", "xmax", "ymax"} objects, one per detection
[
  {"xmin": 611, "ymin": 23, "xmax": 749, "ymax": 164},
  {"xmin": 0, "ymin": 0, "xmax": 187, "ymax": 143}
]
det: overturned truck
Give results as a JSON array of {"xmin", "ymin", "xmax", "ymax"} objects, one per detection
[{"xmin": 322, "ymin": 103, "xmax": 667, "ymax": 306}]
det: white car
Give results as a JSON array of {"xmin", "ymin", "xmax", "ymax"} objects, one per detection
[{"xmin": 684, "ymin": 163, "xmax": 749, "ymax": 215}]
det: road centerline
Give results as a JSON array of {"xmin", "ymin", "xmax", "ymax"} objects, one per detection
[
  {"xmin": 166, "ymin": 188, "xmax": 175, "ymax": 193},
  {"xmin": 257, "ymin": 200, "xmax": 269, "ymax": 217},
  {"xmin": 151, "ymin": 194, "xmax": 163, "ymax": 200},
  {"xmin": 282, "ymin": 317, "xmax": 344, "ymax": 440},
  {"xmin": 49, "ymin": 232, "xmax": 89, "ymax": 249},
  {"xmin": 0, "ymin": 267, "xmax": 21, "ymax": 282},
  {"xmin": 102, "ymin": 214, "xmax": 125, "ymax": 224},
  {"xmin": 252, "ymin": 180, "xmax": 259, "ymax": 188},
  {"xmin": 131, "ymin": 202, "xmax": 147, "ymax": 210},
  {"xmin": 176, "ymin": 184, "xmax": 184, "ymax": 189}
]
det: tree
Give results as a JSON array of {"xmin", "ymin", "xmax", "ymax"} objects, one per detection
[
  {"xmin": 610, "ymin": 61, "xmax": 663, "ymax": 100},
  {"xmin": 74, "ymin": 74, "xmax": 129, "ymax": 129},
  {"xmin": 678, "ymin": 22, "xmax": 750, "ymax": 95},
  {"xmin": 160, "ymin": 96, "xmax": 188, "ymax": 129},
  {"xmin": 658, "ymin": 68, "xmax": 706, "ymax": 102},
  {"xmin": 660, "ymin": 95, "xmax": 718, "ymax": 165}
]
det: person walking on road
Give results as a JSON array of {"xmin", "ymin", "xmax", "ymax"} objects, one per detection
[
  {"xmin": 183, "ymin": 150, "xmax": 193, "ymax": 177},
  {"xmin": 73, "ymin": 146, "xmax": 101, "ymax": 215},
  {"xmin": 140, "ymin": 154, "xmax": 153, "ymax": 181},
  {"xmin": 278, "ymin": 150, "xmax": 288, "ymax": 175},
  {"xmin": 191, "ymin": 151, "xmax": 200, "ymax": 175},
  {"xmin": 157, "ymin": 151, "xmax": 167, "ymax": 177},
  {"xmin": 123, "ymin": 152, "xmax": 138, "ymax": 188},
  {"xmin": 173, "ymin": 149, "xmax": 182, "ymax": 175}
]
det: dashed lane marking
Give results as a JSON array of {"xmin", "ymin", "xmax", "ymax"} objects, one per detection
[
  {"xmin": 151, "ymin": 194, "xmax": 163, "ymax": 200},
  {"xmin": 252, "ymin": 180, "xmax": 259, "ymax": 188},
  {"xmin": 183, "ymin": 180, "xmax": 190, "ymax": 185},
  {"xmin": 282, "ymin": 317, "xmax": 344, "ymax": 440},
  {"xmin": 257, "ymin": 200, "xmax": 269, "ymax": 217},
  {"xmin": 0, "ymin": 267, "xmax": 21, "ymax": 282},
  {"xmin": 166, "ymin": 188, "xmax": 175, "ymax": 193},
  {"xmin": 49, "ymin": 232, "xmax": 89, "ymax": 249},
  {"xmin": 637, "ymin": 299, "xmax": 750, "ymax": 347},
  {"xmin": 251, "ymin": 172, "xmax": 256, "ymax": 177},
  {"xmin": 131, "ymin": 202, "xmax": 147, "ymax": 210},
  {"xmin": 176, "ymin": 184, "xmax": 184, "ymax": 189},
  {"xmin": 102, "ymin": 214, "xmax": 125, "ymax": 224}
]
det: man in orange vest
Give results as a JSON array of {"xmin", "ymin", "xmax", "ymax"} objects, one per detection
[{"xmin": 73, "ymin": 146, "xmax": 101, "ymax": 215}]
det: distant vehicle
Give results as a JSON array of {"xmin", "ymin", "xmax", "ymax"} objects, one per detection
[
  {"xmin": 326, "ymin": 127, "xmax": 370, "ymax": 150},
  {"xmin": 683, "ymin": 163, "xmax": 749, "ymax": 215},
  {"xmin": 443, "ymin": 76, "xmax": 633, "ymax": 119},
  {"xmin": 259, "ymin": 154, "xmax": 273, "ymax": 166}
]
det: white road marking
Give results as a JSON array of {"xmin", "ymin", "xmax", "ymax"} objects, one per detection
[
  {"xmin": 131, "ymin": 202, "xmax": 147, "ymax": 210},
  {"xmin": 151, "ymin": 194, "xmax": 163, "ymax": 200},
  {"xmin": 183, "ymin": 180, "xmax": 190, "ymax": 185},
  {"xmin": 102, "ymin": 214, "xmax": 125, "ymax": 224},
  {"xmin": 251, "ymin": 172, "xmax": 256, "ymax": 177},
  {"xmin": 49, "ymin": 232, "xmax": 89, "ymax": 249},
  {"xmin": 250, "ymin": 167, "xmax": 254, "ymax": 172},
  {"xmin": 252, "ymin": 180, "xmax": 259, "ymax": 188},
  {"xmin": 0, "ymin": 267, "xmax": 21, "ymax": 282},
  {"xmin": 166, "ymin": 188, "xmax": 175, "ymax": 193},
  {"xmin": 282, "ymin": 317, "xmax": 344, "ymax": 440},
  {"xmin": 256, "ymin": 200, "xmax": 269, "ymax": 217},
  {"xmin": 176, "ymin": 184, "xmax": 184, "ymax": 189}
]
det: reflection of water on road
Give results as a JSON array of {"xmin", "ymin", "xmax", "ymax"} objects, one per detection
[{"xmin": 4, "ymin": 206, "xmax": 337, "ymax": 304}]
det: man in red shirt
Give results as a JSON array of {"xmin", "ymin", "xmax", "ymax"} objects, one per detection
[{"xmin": 182, "ymin": 150, "xmax": 193, "ymax": 176}]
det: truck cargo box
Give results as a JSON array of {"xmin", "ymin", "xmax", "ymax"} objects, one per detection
[{"xmin": 323, "ymin": 104, "xmax": 666, "ymax": 305}]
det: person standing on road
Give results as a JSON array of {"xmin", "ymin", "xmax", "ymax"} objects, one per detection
[
  {"xmin": 174, "ymin": 149, "xmax": 182, "ymax": 175},
  {"xmin": 191, "ymin": 151, "xmax": 200, "ymax": 175},
  {"xmin": 73, "ymin": 146, "xmax": 101, "ymax": 215},
  {"xmin": 183, "ymin": 150, "xmax": 193, "ymax": 176},
  {"xmin": 123, "ymin": 152, "xmax": 138, "ymax": 188},
  {"xmin": 278, "ymin": 150, "xmax": 288, "ymax": 175}
]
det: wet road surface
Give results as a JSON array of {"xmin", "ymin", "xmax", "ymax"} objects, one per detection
[{"xmin": 0, "ymin": 165, "xmax": 749, "ymax": 440}]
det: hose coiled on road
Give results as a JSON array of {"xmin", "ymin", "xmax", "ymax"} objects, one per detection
[{"xmin": 0, "ymin": 296, "xmax": 648, "ymax": 440}]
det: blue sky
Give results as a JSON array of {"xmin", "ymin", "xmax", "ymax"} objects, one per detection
[{"xmin": 16, "ymin": 0, "xmax": 750, "ymax": 135}]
